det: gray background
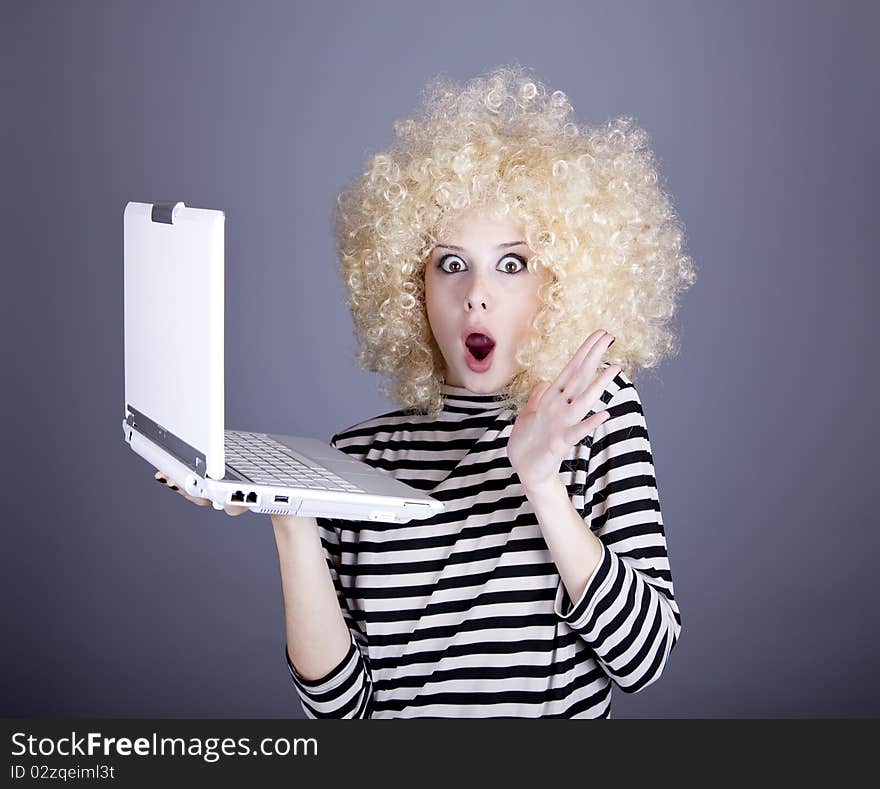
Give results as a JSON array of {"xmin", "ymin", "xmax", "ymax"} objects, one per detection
[{"xmin": 3, "ymin": 0, "xmax": 877, "ymax": 718}]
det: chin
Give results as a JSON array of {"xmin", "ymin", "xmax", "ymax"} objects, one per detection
[
  {"xmin": 446, "ymin": 348, "xmax": 515, "ymax": 391},
  {"xmin": 464, "ymin": 371, "xmax": 512, "ymax": 393}
]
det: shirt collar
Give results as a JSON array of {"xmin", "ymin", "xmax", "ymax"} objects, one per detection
[{"xmin": 440, "ymin": 383, "xmax": 514, "ymax": 413}]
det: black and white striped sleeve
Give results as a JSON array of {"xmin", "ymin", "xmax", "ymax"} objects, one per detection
[
  {"xmin": 285, "ymin": 515, "xmax": 374, "ymax": 718},
  {"xmin": 553, "ymin": 376, "xmax": 682, "ymax": 694}
]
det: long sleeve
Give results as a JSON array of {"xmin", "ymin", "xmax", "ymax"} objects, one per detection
[
  {"xmin": 553, "ymin": 375, "xmax": 682, "ymax": 694},
  {"xmin": 285, "ymin": 515, "xmax": 374, "ymax": 718}
]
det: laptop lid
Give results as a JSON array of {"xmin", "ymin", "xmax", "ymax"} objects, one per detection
[{"xmin": 123, "ymin": 201, "xmax": 226, "ymax": 480}]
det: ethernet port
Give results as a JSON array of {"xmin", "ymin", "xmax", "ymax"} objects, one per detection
[
  {"xmin": 231, "ymin": 490, "xmax": 245, "ymax": 503},
  {"xmin": 246, "ymin": 492, "xmax": 258, "ymax": 504}
]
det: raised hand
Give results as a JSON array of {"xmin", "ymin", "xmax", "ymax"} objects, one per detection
[{"xmin": 507, "ymin": 330, "xmax": 620, "ymax": 493}]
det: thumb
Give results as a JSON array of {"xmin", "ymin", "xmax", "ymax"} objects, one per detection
[{"xmin": 525, "ymin": 380, "xmax": 552, "ymax": 413}]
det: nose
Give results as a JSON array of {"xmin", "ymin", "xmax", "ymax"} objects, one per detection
[{"xmin": 464, "ymin": 274, "xmax": 490, "ymax": 312}]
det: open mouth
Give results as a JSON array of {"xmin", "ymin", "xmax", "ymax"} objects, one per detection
[{"xmin": 465, "ymin": 332, "xmax": 496, "ymax": 366}]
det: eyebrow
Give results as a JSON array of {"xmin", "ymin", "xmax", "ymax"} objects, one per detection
[{"xmin": 434, "ymin": 241, "xmax": 528, "ymax": 252}]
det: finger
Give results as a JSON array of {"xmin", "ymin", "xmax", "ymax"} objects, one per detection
[
  {"xmin": 155, "ymin": 470, "xmax": 244, "ymax": 513},
  {"xmin": 165, "ymin": 483, "xmax": 210, "ymax": 506},
  {"xmin": 566, "ymin": 333, "xmax": 616, "ymax": 398},
  {"xmin": 555, "ymin": 330, "xmax": 608, "ymax": 395},
  {"xmin": 155, "ymin": 470, "xmax": 178, "ymax": 488},
  {"xmin": 155, "ymin": 471, "xmax": 207, "ymax": 506},
  {"xmin": 177, "ymin": 489, "xmax": 213, "ymax": 507},
  {"xmin": 564, "ymin": 410, "xmax": 611, "ymax": 446},
  {"xmin": 569, "ymin": 364, "xmax": 621, "ymax": 415}
]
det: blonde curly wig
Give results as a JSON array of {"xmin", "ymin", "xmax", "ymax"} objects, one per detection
[{"xmin": 332, "ymin": 63, "xmax": 696, "ymax": 417}]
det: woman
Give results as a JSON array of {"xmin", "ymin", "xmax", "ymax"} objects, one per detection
[{"xmin": 157, "ymin": 64, "xmax": 695, "ymax": 718}]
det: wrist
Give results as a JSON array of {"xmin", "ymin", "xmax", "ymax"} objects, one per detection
[
  {"xmin": 520, "ymin": 474, "xmax": 566, "ymax": 502},
  {"xmin": 271, "ymin": 513, "xmax": 317, "ymax": 544}
]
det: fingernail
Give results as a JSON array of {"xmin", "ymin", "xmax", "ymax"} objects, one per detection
[
  {"xmin": 170, "ymin": 485, "xmax": 178, "ymax": 491},
  {"xmin": 156, "ymin": 477, "xmax": 166, "ymax": 484}
]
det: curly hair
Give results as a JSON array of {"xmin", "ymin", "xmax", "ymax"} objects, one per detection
[{"xmin": 332, "ymin": 63, "xmax": 696, "ymax": 417}]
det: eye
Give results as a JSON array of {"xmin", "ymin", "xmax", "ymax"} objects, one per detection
[
  {"xmin": 436, "ymin": 253, "xmax": 527, "ymax": 274},
  {"xmin": 438, "ymin": 254, "xmax": 466, "ymax": 273},
  {"xmin": 498, "ymin": 254, "xmax": 526, "ymax": 274}
]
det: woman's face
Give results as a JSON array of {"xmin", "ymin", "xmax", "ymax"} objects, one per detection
[{"xmin": 425, "ymin": 208, "xmax": 546, "ymax": 393}]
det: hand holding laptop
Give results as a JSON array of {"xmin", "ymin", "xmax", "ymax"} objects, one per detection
[
  {"xmin": 123, "ymin": 201, "xmax": 444, "ymax": 524},
  {"xmin": 152, "ymin": 468, "xmax": 317, "ymax": 537},
  {"xmin": 153, "ymin": 469, "xmax": 247, "ymax": 516}
]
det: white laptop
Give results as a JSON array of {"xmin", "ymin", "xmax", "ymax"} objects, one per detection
[{"xmin": 122, "ymin": 200, "xmax": 444, "ymax": 524}]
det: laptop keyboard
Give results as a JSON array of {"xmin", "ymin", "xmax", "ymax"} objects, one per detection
[{"xmin": 224, "ymin": 430, "xmax": 364, "ymax": 493}]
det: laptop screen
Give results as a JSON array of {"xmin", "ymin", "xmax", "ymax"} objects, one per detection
[{"xmin": 123, "ymin": 201, "xmax": 226, "ymax": 480}]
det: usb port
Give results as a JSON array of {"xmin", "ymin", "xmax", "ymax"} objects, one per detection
[{"xmin": 274, "ymin": 495, "xmax": 289, "ymax": 503}]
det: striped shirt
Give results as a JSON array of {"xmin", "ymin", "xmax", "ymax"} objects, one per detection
[{"xmin": 285, "ymin": 363, "xmax": 682, "ymax": 718}]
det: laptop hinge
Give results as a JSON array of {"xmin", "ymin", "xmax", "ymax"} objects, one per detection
[
  {"xmin": 150, "ymin": 201, "xmax": 184, "ymax": 225},
  {"xmin": 125, "ymin": 404, "xmax": 207, "ymax": 476}
]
